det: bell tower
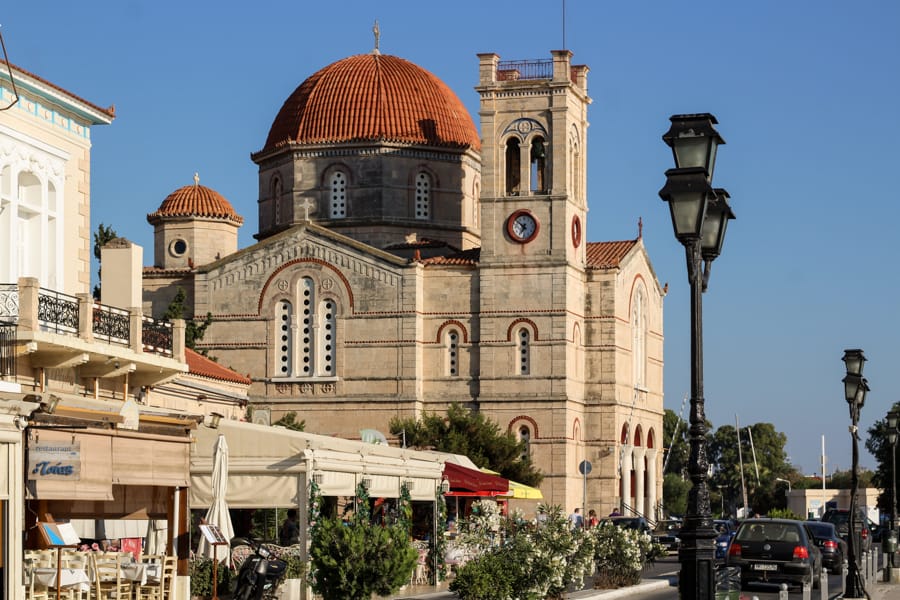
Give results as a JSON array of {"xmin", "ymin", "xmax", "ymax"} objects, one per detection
[{"xmin": 476, "ymin": 50, "xmax": 590, "ymax": 264}]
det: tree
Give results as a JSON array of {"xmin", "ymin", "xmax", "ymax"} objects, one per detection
[
  {"xmin": 828, "ymin": 468, "xmax": 875, "ymax": 490},
  {"xmin": 709, "ymin": 422, "xmax": 796, "ymax": 516},
  {"xmin": 662, "ymin": 473, "xmax": 689, "ymax": 516},
  {"xmin": 662, "ymin": 409, "xmax": 690, "ymax": 478},
  {"xmin": 163, "ymin": 287, "xmax": 213, "ymax": 352},
  {"xmin": 92, "ymin": 223, "xmax": 118, "ymax": 299},
  {"xmin": 389, "ymin": 403, "xmax": 543, "ymax": 487},
  {"xmin": 273, "ymin": 411, "xmax": 305, "ymax": 431},
  {"xmin": 309, "ymin": 483, "xmax": 416, "ymax": 600},
  {"xmin": 865, "ymin": 402, "xmax": 900, "ymax": 513}
]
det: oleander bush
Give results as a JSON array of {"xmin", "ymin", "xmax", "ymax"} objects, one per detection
[{"xmin": 592, "ymin": 522, "xmax": 666, "ymax": 589}]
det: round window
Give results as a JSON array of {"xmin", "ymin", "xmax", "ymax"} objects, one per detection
[{"xmin": 169, "ymin": 238, "xmax": 188, "ymax": 257}]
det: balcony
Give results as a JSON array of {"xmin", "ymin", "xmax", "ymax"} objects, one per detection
[{"xmin": 0, "ymin": 278, "xmax": 186, "ymax": 388}]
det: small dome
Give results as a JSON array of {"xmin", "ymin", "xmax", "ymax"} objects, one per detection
[
  {"xmin": 262, "ymin": 54, "xmax": 481, "ymax": 152},
  {"xmin": 147, "ymin": 180, "xmax": 243, "ymax": 225}
]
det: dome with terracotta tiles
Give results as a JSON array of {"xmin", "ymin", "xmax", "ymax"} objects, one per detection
[
  {"xmin": 147, "ymin": 180, "xmax": 243, "ymax": 225},
  {"xmin": 263, "ymin": 53, "xmax": 481, "ymax": 152}
]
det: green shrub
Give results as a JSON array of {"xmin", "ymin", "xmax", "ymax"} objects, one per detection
[
  {"xmin": 450, "ymin": 503, "xmax": 595, "ymax": 600},
  {"xmin": 189, "ymin": 556, "xmax": 232, "ymax": 599},
  {"xmin": 592, "ymin": 522, "xmax": 664, "ymax": 589}
]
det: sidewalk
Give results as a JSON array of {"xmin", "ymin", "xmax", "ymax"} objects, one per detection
[{"xmin": 384, "ymin": 576, "xmax": 677, "ymax": 600}]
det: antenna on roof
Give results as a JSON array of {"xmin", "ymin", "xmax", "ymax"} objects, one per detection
[
  {"xmin": 372, "ymin": 20, "xmax": 381, "ymax": 55},
  {"xmin": 562, "ymin": 0, "xmax": 566, "ymax": 50},
  {"xmin": 0, "ymin": 25, "xmax": 20, "ymax": 111}
]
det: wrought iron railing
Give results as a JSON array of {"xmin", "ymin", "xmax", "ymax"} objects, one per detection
[
  {"xmin": 92, "ymin": 303, "xmax": 131, "ymax": 346},
  {"xmin": 38, "ymin": 288, "xmax": 79, "ymax": 334},
  {"xmin": 0, "ymin": 320, "xmax": 15, "ymax": 378},
  {"xmin": 0, "ymin": 283, "xmax": 18, "ymax": 322},
  {"xmin": 497, "ymin": 59, "xmax": 553, "ymax": 81},
  {"xmin": 142, "ymin": 316, "xmax": 173, "ymax": 357}
]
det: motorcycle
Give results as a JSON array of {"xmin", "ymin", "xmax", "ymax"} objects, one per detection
[{"xmin": 231, "ymin": 537, "xmax": 288, "ymax": 600}]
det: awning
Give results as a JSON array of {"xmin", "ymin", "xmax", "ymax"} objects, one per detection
[
  {"xmin": 479, "ymin": 468, "xmax": 543, "ymax": 500},
  {"xmin": 443, "ymin": 462, "xmax": 508, "ymax": 497}
]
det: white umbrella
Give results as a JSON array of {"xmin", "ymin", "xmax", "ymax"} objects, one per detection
[{"xmin": 197, "ymin": 434, "xmax": 235, "ymax": 566}]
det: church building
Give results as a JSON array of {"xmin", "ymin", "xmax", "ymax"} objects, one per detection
[{"xmin": 141, "ymin": 45, "xmax": 665, "ymax": 517}]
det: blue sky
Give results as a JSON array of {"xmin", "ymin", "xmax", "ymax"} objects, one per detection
[{"xmin": 3, "ymin": 1, "xmax": 898, "ymax": 475}]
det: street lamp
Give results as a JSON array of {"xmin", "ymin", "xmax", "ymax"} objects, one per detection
[
  {"xmin": 886, "ymin": 408, "xmax": 899, "ymax": 576},
  {"xmin": 660, "ymin": 113, "xmax": 735, "ymax": 600},
  {"xmin": 774, "ymin": 477, "xmax": 792, "ymax": 493},
  {"xmin": 843, "ymin": 348, "xmax": 869, "ymax": 599}
]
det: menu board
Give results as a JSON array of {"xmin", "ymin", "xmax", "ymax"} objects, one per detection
[
  {"xmin": 39, "ymin": 522, "xmax": 81, "ymax": 547},
  {"xmin": 199, "ymin": 523, "xmax": 229, "ymax": 545}
]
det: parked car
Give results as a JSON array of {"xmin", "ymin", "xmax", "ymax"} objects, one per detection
[
  {"xmin": 726, "ymin": 518, "xmax": 823, "ymax": 590},
  {"xmin": 714, "ymin": 519, "xmax": 737, "ymax": 560},
  {"xmin": 805, "ymin": 520, "xmax": 847, "ymax": 575},
  {"xmin": 821, "ymin": 508, "xmax": 871, "ymax": 553},
  {"xmin": 652, "ymin": 519, "xmax": 682, "ymax": 551},
  {"xmin": 600, "ymin": 516, "xmax": 652, "ymax": 535}
]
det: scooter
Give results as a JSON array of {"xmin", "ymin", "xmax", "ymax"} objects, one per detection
[{"xmin": 231, "ymin": 537, "xmax": 288, "ymax": 600}]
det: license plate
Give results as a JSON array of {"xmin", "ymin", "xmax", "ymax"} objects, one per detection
[{"xmin": 752, "ymin": 563, "xmax": 778, "ymax": 571}]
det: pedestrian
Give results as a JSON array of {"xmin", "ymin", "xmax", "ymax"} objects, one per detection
[
  {"xmin": 608, "ymin": 507, "xmax": 621, "ymax": 517},
  {"xmin": 279, "ymin": 508, "xmax": 300, "ymax": 546},
  {"xmin": 587, "ymin": 509, "xmax": 599, "ymax": 528},
  {"xmin": 568, "ymin": 507, "xmax": 583, "ymax": 530}
]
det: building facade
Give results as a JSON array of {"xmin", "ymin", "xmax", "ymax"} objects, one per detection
[{"xmin": 143, "ymin": 49, "xmax": 666, "ymax": 517}]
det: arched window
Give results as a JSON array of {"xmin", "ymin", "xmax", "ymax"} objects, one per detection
[
  {"xmin": 632, "ymin": 286, "xmax": 646, "ymax": 388},
  {"xmin": 530, "ymin": 136, "xmax": 547, "ymax": 193},
  {"xmin": 517, "ymin": 328, "xmax": 530, "ymax": 375},
  {"xmin": 415, "ymin": 172, "xmax": 431, "ymax": 220},
  {"xmin": 329, "ymin": 171, "xmax": 347, "ymax": 218},
  {"xmin": 276, "ymin": 277, "xmax": 338, "ymax": 379},
  {"xmin": 505, "ymin": 138, "xmax": 521, "ymax": 195},
  {"xmin": 272, "ymin": 176, "xmax": 283, "ymax": 228},
  {"xmin": 277, "ymin": 300, "xmax": 293, "ymax": 377},
  {"xmin": 519, "ymin": 425, "xmax": 531, "ymax": 460},
  {"xmin": 300, "ymin": 279, "xmax": 315, "ymax": 375},
  {"xmin": 318, "ymin": 298, "xmax": 336, "ymax": 375},
  {"xmin": 445, "ymin": 329, "xmax": 460, "ymax": 376}
]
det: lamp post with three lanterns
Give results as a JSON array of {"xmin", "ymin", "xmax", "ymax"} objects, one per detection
[
  {"xmin": 842, "ymin": 348, "xmax": 869, "ymax": 599},
  {"xmin": 659, "ymin": 113, "xmax": 735, "ymax": 600}
]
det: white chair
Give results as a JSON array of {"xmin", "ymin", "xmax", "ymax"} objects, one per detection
[{"xmin": 90, "ymin": 552, "xmax": 132, "ymax": 600}]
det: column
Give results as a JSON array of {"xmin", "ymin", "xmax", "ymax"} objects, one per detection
[
  {"xmin": 621, "ymin": 445, "xmax": 633, "ymax": 511},
  {"xmin": 646, "ymin": 448, "xmax": 658, "ymax": 522},
  {"xmin": 633, "ymin": 447, "xmax": 646, "ymax": 517}
]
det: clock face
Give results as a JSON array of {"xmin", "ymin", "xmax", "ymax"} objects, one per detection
[{"xmin": 507, "ymin": 210, "xmax": 539, "ymax": 243}]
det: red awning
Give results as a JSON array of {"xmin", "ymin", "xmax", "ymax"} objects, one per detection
[{"xmin": 443, "ymin": 462, "xmax": 509, "ymax": 497}]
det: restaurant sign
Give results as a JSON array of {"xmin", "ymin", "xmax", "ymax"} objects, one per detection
[{"xmin": 27, "ymin": 441, "xmax": 81, "ymax": 480}]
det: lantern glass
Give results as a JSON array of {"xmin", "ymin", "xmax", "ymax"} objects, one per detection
[
  {"xmin": 889, "ymin": 410, "xmax": 898, "ymax": 431},
  {"xmin": 659, "ymin": 167, "xmax": 712, "ymax": 241},
  {"xmin": 662, "ymin": 113, "xmax": 725, "ymax": 179},
  {"xmin": 843, "ymin": 348, "xmax": 866, "ymax": 377},
  {"xmin": 701, "ymin": 190, "xmax": 735, "ymax": 260},
  {"xmin": 844, "ymin": 374, "xmax": 861, "ymax": 405},
  {"xmin": 889, "ymin": 430, "xmax": 898, "ymax": 445}
]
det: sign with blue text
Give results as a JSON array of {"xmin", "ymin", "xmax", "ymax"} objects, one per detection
[{"xmin": 27, "ymin": 441, "xmax": 81, "ymax": 480}]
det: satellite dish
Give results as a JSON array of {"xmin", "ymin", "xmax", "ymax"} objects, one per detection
[{"xmin": 360, "ymin": 429, "xmax": 388, "ymax": 445}]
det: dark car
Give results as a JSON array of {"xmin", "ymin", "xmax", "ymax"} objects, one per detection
[
  {"xmin": 600, "ymin": 516, "xmax": 652, "ymax": 535},
  {"xmin": 805, "ymin": 520, "xmax": 847, "ymax": 574},
  {"xmin": 821, "ymin": 508, "xmax": 871, "ymax": 553},
  {"xmin": 652, "ymin": 519, "xmax": 682, "ymax": 551},
  {"xmin": 726, "ymin": 518, "xmax": 823, "ymax": 590},
  {"xmin": 714, "ymin": 519, "xmax": 737, "ymax": 560}
]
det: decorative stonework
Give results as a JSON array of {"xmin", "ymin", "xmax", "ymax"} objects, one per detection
[
  {"xmin": 320, "ymin": 383, "xmax": 335, "ymax": 394},
  {"xmin": 300, "ymin": 383, "xmax": 313, "ymax": 394},
  {"xmin": 276, "ymin": 383, "xmax": 291, "ymax": 395},
  {"xmin": 276, "ymin": 278, "xmax": 289, "ymax": 292},
  {"xmin": 321, "ymin": 277, "xmax": 334, "ymax": 291}
]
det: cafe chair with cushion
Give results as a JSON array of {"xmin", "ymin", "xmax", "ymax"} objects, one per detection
[{"xmin": 90, "ymin": 552, "xmax": 132, "ymax": 600}]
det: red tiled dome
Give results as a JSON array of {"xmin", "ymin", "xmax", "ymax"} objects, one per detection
[
  {"xmin": 147, "ymin": 182, "xmax": 243, "ymax": 225},
  {"xmin": 263, "ymin": 54, "xmax": 481, "ymax": 152}
]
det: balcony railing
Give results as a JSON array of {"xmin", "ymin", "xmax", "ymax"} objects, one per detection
[
  {"xmin": 93, "ymin": 303, "xmax": 131, "ymax": 346},
  {"xmin": 0, "ymin": 320, "xmax": 15, "ymax": 379},
  {"xmin": 497, "ymin": 59, "xmax": 552, "ymax": 81},
  {"xmin": 0, "ymin": 282, "xmax": 175, "ymax": 357},
  {"xmin": 142, "ymin": 316, "xmax": 173, "ymax": 357}
]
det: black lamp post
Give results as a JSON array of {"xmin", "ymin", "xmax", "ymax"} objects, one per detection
[
  {"xmin": 660, "ymin": 113, "xmax": 735, "ymax": 600},
  {"xmin": 843, "ymin": 348, "xmax": 869, "ymax": 598},
  {"xmin": 886, "ymin": 409, "xmax": 898, "ymax": 575}
]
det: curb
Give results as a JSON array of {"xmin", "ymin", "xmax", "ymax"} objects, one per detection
[{"xmin": 566, "ymin": 577, "xmax": 677, "ymax": 599}]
